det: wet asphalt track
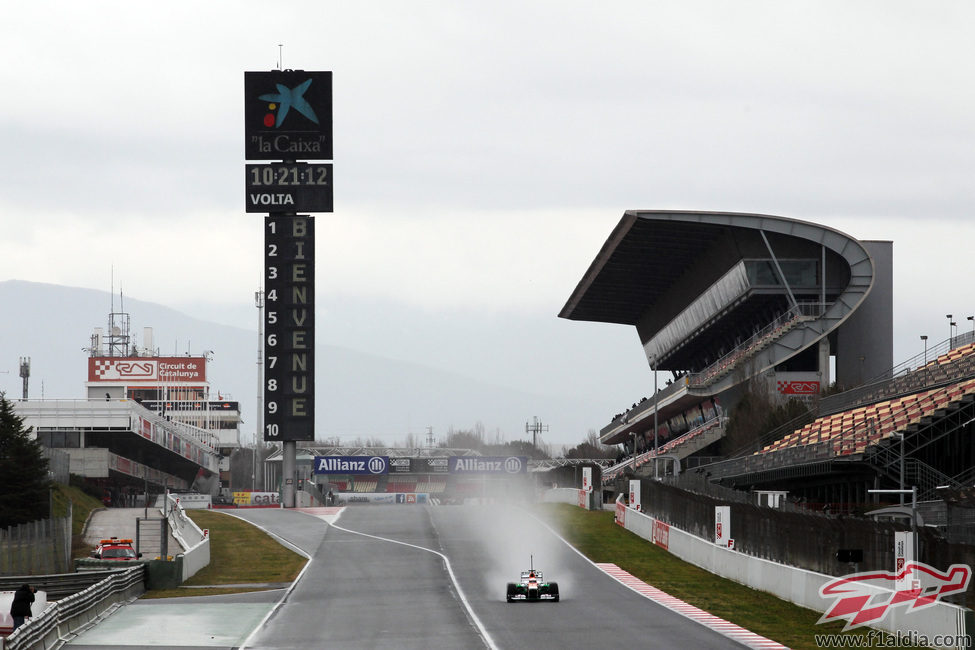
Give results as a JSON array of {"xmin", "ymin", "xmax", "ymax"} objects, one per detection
[{"xmin": 67, "ymin": 504, "xmax": 751, "ymax": 649}]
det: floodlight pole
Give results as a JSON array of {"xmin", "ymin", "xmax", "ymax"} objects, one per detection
[
  {"xmin": 525, "ymin": 416, "xmax": 548, "ymax": 451},
  {"xmin": 896, "ymin": 432, "xmax": 905, "ymax": 504}
]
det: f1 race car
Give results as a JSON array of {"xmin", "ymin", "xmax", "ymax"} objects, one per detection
[{"xmin": 506, "ymin": 557, "xmax": 559, "ymax": 602}]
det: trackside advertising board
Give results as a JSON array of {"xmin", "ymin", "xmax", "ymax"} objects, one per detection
[
  {"xmin": 313, "ymin": 456, "xmax": 389, "ymax": 475},
  {"xmin": 449, "ymin": 456, "xmax": 527, "ymax": 474}
]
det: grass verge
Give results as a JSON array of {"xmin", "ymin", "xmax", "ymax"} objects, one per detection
[
  {"xmin": 140, "ymin": 509, "xmax": 306, "ymax": 599},
  {"xmin": 52, "ymin": 483, "xmax": 109, "ymax": 560},
  {"xmin": 535, "ymin": 504, "xmax": 929, "ymax": 650}
]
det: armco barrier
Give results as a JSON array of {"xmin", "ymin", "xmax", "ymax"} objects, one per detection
[
  {"xmin": 333, "ymin": 493, "xmax": 430, "ymax": 505},
  {"xmin": 164, "ymin": 494, "xmax": 210, "ymax": 582},
  {"xmin": 612, "ymin": 496, "xmax": 973, "ymax": 648},
  {"xmin": 1, "ymin": 565, "xmax": 144, "ymax": 650},
  {"xmin": 542, "ymin": 488, "xmax": 581, "ymax": 506}
]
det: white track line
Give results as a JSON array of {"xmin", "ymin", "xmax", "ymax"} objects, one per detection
[
  {"xmin": 327, "ymin": 520, "xmax": 498, "ymax": 650},
  {"xmin": 236, "ymin": 507, "xmax": 344, "ymax": 649}
]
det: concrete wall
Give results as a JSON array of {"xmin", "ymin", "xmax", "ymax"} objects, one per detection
[
  {"xmin": 67, "ymin": 448, "xmax": 110, "ymax": 478},
  {"xmin": 542, "ymin": 488, "xmax": 583, "ymax": 506},
  {"xmin": 612, "ymin": 497, "xmax": 970, "ymax": 648},
  {"xmin": 836, "ymin": 240, "xmax": 893, "ymax": 386}
]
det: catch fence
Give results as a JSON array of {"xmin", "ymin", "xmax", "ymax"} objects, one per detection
[{"xmin": 0, "ymin": 503, "xmax": 72, "ymax": 576}]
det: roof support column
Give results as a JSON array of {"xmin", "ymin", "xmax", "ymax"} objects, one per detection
[{"xmin": 760, "ymin": 230, "xmax": 798, "ymax": 309}]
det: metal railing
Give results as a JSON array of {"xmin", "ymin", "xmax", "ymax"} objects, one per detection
[
  {"xmin": 1, "ymin": 565, "xmax": 145, "ymax": 650},
  {"xmin": 601, "ymin": 302, "xmax": 828, "ymax": 439},
  {"xmin": 686, "ymin": 301, "xmax": 825, "ymax": 389}
]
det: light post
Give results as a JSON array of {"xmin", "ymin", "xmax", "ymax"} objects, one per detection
[
  {"xmin": 920, "ymin": 335, "xmax": 928, "ymax": 366},
  {"xmin": 896, "ymin": 432, "xmax": 905, "ymax": 504},
  {"xmin": 868, "ymin": 488, "xmax": 917, "ymax": 532},
  {"xmin": 968, "ymin": 316, "xmax": 974, "ymax": 344},
  {"xmin": 868, "ymin": 487, "xmax": 918, "ymax": 554},
  {"xmin": 947, "ymin": 314, "xmax": 953, "ymax": 347}
]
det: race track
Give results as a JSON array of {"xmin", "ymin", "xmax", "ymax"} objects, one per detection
[{"xmin": 234, "ymin": 504, "xmax": 749, "ymax": 649}]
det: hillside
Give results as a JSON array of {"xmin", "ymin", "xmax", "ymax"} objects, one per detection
[{"xmin": 0, "ymin": 280, "xmax": 614, "ymax": 448}]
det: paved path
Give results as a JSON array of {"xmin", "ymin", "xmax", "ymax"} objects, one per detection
[{"xmin": 84, "ymin": 508, "xmax": 181, "ymax": 559}]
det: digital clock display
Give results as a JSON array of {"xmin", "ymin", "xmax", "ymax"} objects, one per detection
[
  {"xmin": 248, "ymin": 164, "xmax": 330, "ymax": 186},
  {"xmin": 245, "ymin": 163, "xmax": 333, "ymax": 213}
]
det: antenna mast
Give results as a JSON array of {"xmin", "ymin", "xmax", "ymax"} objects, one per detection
[{"xmin": 19, "ymin": 357, "xmax": 30, "ymax": 400}]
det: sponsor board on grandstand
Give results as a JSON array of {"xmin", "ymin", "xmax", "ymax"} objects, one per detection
[
  {"xmin": 313, "ymin": 456, "xmax": 389, "ymax": 475},
  {"xmin": 776, "ymin": 380, "xmax": 820, "ymax": 395},
  {"xmin": 424, "ymin": 457, "xmax": 450, "ymax": 473},
  {"xmin": 449, "ymin": 456, "xmax": 527, "ymax": 474},
  {"xmin": 390, "ymin": 457, "xmax": 413, "ymax": 473},
  {"xmin": 652, "ymin": 520, "xmax": 670, "ymax": 550}
]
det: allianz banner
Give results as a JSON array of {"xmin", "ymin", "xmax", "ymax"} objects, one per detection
[
  {"xmin": 314, "ymin": 456, "xmax": 389, "ymax": 475},
  {"xmin": 449, "ymin": 456, "xmax": 528, "ymax": 474}
]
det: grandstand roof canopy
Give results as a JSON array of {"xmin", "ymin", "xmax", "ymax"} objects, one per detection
[
  {"xmin": 560, "ymin": 209, "xmax": 869, "ymax": 326},
  {"xmin": 560, "ymin": 212, "xmax": 727, "ymax": 325},
  {"xmin": 559, "ymin": 210, "xmax": 878, "ymax": 375}
]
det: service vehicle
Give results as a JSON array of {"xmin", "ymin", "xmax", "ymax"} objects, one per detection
[
  {"xmin": 506, "ymin": 556, "xmax": 559, "ymax": 602},
  {"xmin": 90, "ymin": 537, "xmax": 141, "ymax": 561}
]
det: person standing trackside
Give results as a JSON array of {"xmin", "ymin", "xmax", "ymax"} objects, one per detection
[{"xmin": 10, "ymin": 583, "xmax": 35, "ymax": 630}]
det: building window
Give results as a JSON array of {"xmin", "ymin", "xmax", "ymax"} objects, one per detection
[{"xmin": 37, "ymin": 430, "xmax": 81, "ymax": 448}]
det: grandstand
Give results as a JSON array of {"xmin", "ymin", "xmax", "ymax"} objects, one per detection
[
  {"xmin": 558, "ymin": 210, "xmax": 948, "ymax": 508},
  {"xmin": 700, "ymin": 337, "xmax": 975, "ymax": 506}
]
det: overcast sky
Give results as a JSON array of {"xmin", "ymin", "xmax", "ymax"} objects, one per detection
[{"xmin": 1, "ymin": 2, "xmax": 974, "ymax": 446}]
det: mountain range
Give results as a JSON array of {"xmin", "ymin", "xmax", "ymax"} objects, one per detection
[{"xmin": 0, "ymin": 280, "xmax": 641, "ymax": 450}]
